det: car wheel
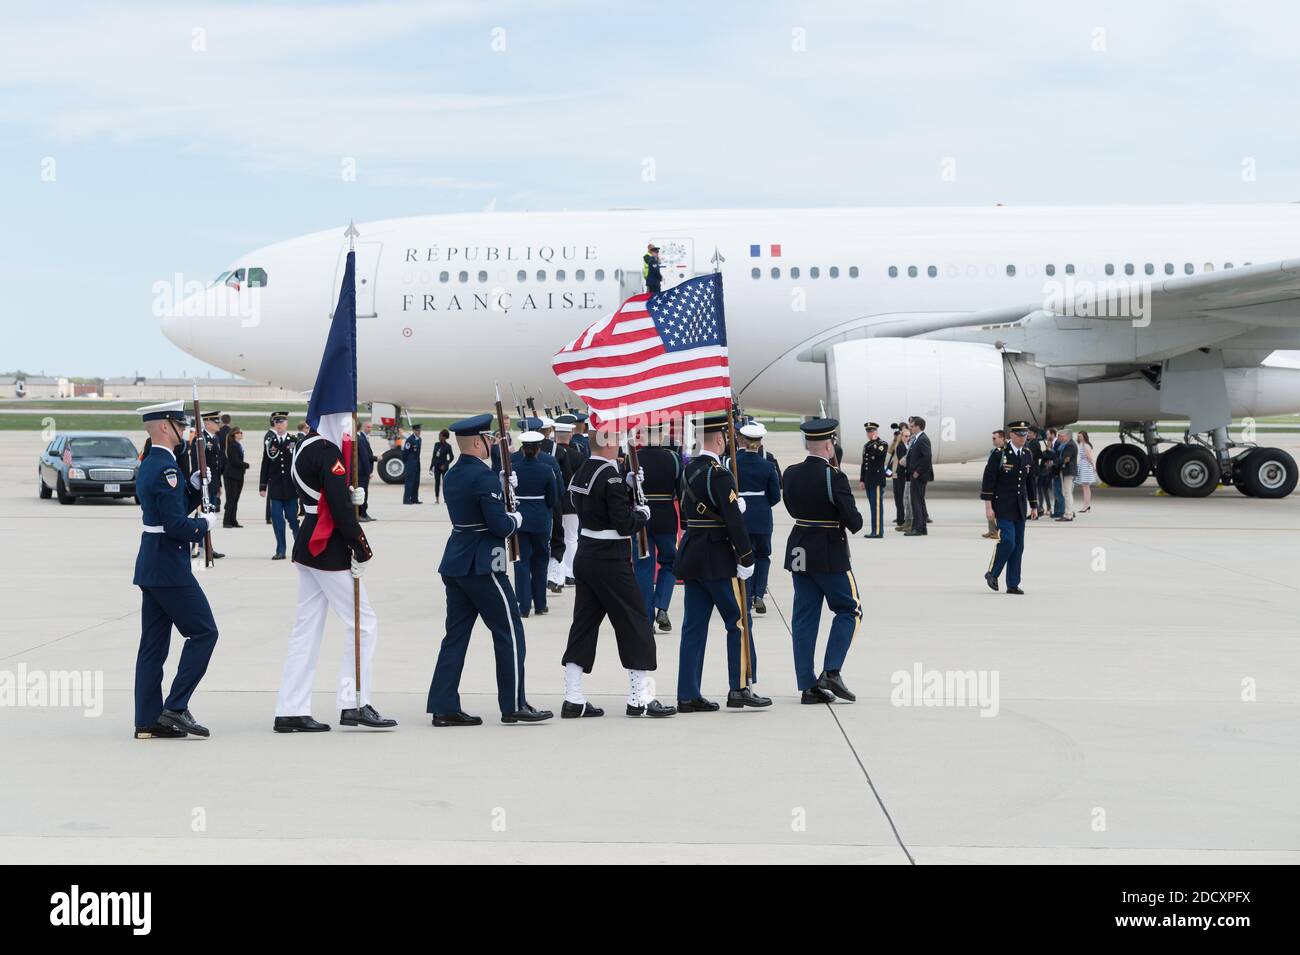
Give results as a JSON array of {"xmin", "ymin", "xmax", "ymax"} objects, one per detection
[
  {"xmin": 56, "ymin": 475, "xmax": 76, "ymax": 505},
  {"xmin": 38, "ymin": 471, "xmax": 52, "ymax": 499}
]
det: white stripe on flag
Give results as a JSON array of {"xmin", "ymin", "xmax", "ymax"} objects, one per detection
[{"xmin": 555, "ymin": 345, "xmax": 726, "ymax": 381}]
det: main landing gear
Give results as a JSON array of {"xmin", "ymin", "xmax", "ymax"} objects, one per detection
[{"xmin": 1095, "ymin": 421, "xmax": 1297, "ymax": 498}]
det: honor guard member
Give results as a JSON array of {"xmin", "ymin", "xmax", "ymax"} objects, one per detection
[
  {"xmin": 548, "ymin": 415, "xmax": 582, "ymax": 592},
  {"xmin": 183, "ymin": 414, "xmax": 226, "ymax": 560},
  {"xmin": 261, "ymin": 412, "xmax": 279, "ymax": 525},
  {"xmin": 982, "ymin": 420, "xmax": 1039, "ymax": 595},
  {"xmin": 782, "ymin": 418, "xmax": 864, "ymax": 704},
  {"xmin": 634, "ymin": 423, "xmax": 684, "ymax": 631},
  {"xmin": 273, "ymin": 424, "xmax": 395, "ymax": 732},
  {"xmin": 858, "ymin": 422, "xmax": 891, "ymax": 538},
  {"xmin": 643, "ymin": 243, "xmax": 664, "ymax": 295},
  {"xmin": 402, "ymin": 423, "xmax": 424, "ymax": 504},
  {"xmin": 571, "ymin": 412, "xmax": 591, "ymax": 456},
  {"xmin": 674, "ymin": 414, "xmax": 771, "ymax": 711},
  {"xmin": 132, "ymin": 401, "xmax": 220, "ymax": 739},
  {"xmin": 260, "ymin": 412, "xmax": 299, "ymax": 559},
  {"xmin": 511, "ymin": 429, "xmax": 559, "ymax": 617},
  {"xmin": 561, "ymin": 424, "xmax": 674, "ymax": 719},
  {"xmin": 428, "ymin": 414, "xmax": 552, "ymax": 726},
  {"xmin": 196, "ymin": 411, "xmax": 225, "ymax": 511},
  {"xmin": 735, "ymin": 420, "xmax": 782, "ymax": 615}
]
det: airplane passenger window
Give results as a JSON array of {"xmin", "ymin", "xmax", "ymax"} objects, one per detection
[
  {"xmin": 888, "ymin": 266, "xmax": 898, "ymax": 278},
  {"xmin": 1204, "ymin": 263, "xmax": 1214, "ymax": 272},
  {"xmin": 1184, "ymin": 263, "xmax": 1193, "ymax": 274},
  {"xmin": 926, "ymin": 265, "xmax": 936, "ymax": 278},
  {"xmin": 790, "ymin": 267, "xmax": 800, "ymax": 279},
  {"xmin": 556, "ymin": 270, "xmax": 566, "ymax": 281},
  {"xmin": 478, "ymin": 270, "xmax": 488, "ymax": 282},
  {"xmin": 458, "ymin": 271, "xmax": 468, "ymax": 282},
  {"xmin": 751, "ymin": 268, "xmax": 760, "ymax": 279},
  {"xmin": 770, "ymin": 267, "xmax": 780, "ymax": 279},
  {"xmin": 849, "ymin": 266, "xmax": 859, "ymax": 277},
  {"xmin": 1065, "ymin": 264, "xmax": 1075, "ymax": 275},
  {"xmin": 1164, "ymin": 263, "xmax": 1174, "ymax": 275},
  {"xmin": 1124, "ymin": 263, "xmax": 1134, "ymax": 276},
  {"xmin": 810, "ymin": 267, "xmax": 820, "ymax": 279},
  {"xmin": 247, "ymin": 267, "xmax": 268, "ymax": 287},
  {"xmin": 537, "ymin": 270, "xmax": 546, "ymax": 281},
  {"xmin": 1046, "ymin": 264, "xmax": 1055, "ymax": 276},
  {"xmin": 1224, "ymin": 262, "xmax": 1233, "ymax": 269},
  {"xmin": 575, "ymin": 270, "xmax": 585, "ymax": 281},
  {"xmin": 440, "ymin": 271, "xmax": 449, "ymax": 282},
  {"xmin": 1006, "ymin": 265, "xmax": 1015, "ymax": 276},
  {"xmin": 595, "ymin": 269, "xmax": 605, "ymax": 280},
  {"xmin": 907, "ymin": 266, "xmax": 917, "ymax": 278},
  {"xmin": 1105, "ymin": 264, "xmax": 1115, "ymax": 275},
  {"xmin": 1144, "ymin": 263, "xmax": 1154, "ymax": 275},
  {"xmin": 517, "ymin": 270, "xmax": 526, "ymax": 282},
  {"xmin": 830, "ymin": 266, "xmax": 840, "ymax": 278}
]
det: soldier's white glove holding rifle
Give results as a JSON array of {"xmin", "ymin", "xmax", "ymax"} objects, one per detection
[
  {"xmin": 189, "ymin": 467, "xmax": 211, "ymax": 490},
  {"xmin": 633, "ymin": 504, "xmax": 651, "ymax": 522},
  {"xmin": 508, "ymin": 510, "xmax": 524, "ymax": 529},
  {"xmin": 350, "ymin": 556, "xmax": 366, "ymax": 578},
  {"xmin": 736, "ymin": 496, "xmax": 747, "ymax": 514},
  {"xmin": 736, "ymin": 563, "xmax": 754, "ymax": 581},
  {"xmin": 350, "ymin": 486, "xmax": 366, "ymax": 506},
  {"xmin": 202, "ymin": 512, "xmax": 219, "ymax": 531}
]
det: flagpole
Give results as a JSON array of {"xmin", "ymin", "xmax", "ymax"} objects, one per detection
[{"xmin": 346, "ymin": 220, "xmax": 362, "ymax": 710}]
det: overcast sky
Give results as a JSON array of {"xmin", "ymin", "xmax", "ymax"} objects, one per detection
[{"xmin": 3, "ymin": 0, "xmax": 1298, "ymax": 377}]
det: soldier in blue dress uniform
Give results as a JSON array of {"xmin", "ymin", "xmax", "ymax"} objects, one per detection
[
  {"xmin": 982, "ymin": 420, "xmax": 1040, "ymax": 595},
  {"xmin": 511, "ymin": 429, "xmax": 559, "ymax": 617},
  {"xmin": 633, "ymin": 422, "xmax": 683, "ymax": 631},
  {"xmin": 735, "ymin": 421, "xmax": 782, "ymax": 615},
  {"xmin": 402, "ymin": 423, "xmax": 423, "ymax": 504},
  {"xmin": 673, "ymin": 413, "xmax": 771, "ymax": 711},
  {"xmin": 427, "ymin": 414, "xmax": 552, "ymax": 726},
  {"xmin": 132, "ymin": 401, "xmax": 220, "ymax": 739},
  {"xmin": 781, "ymin": 417, "xmax": 864, "ymax": 704},
  {"xmin": 570, "ymin": 412, "xmax": 591, "ymax": 456},
  {"xmin": 858, "ymin": 422, "xmax": 891, "ymax": 538}
]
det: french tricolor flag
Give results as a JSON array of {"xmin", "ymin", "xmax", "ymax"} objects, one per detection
[{"xmin": 304, "ymin": 249, "xmax": 359, "ymax": 556}]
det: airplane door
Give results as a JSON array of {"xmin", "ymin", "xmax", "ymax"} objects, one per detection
[
  {"xmin": 331, "ymin": 241, "xmax": 382, "ymax": 318},
  {"xmin": 648, "ymin": 237, "xmax": 694, "ymax": 290}
]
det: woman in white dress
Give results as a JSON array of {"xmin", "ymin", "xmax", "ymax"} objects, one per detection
[{"xmin": 1075, "ymin": 430, "xmax": 1098, "ymax": 513}]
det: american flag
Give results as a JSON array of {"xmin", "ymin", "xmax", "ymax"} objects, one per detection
[{"xmin": 552, "ymin": 273, "xmax": 731, "ymax": 428}]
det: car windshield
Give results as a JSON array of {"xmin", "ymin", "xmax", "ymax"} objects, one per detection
[{"xmin": 66, "ymin": 436, "xmax": 137, "ymax": 458}]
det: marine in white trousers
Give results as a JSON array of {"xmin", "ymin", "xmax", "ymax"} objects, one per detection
[{"xmin": 276, "ymin": 564, "xmax": 378, "ymax": 716}]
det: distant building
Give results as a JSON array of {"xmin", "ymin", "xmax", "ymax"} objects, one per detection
[
  {"xmin": 0, "ymin": 376, "xmax": 19, "ymax": 398},
  {"xmin": 101, "ymin": 377, "xmax": 304, "ymax": 402},
  {"xmin": 18, "ymin": 376, "xmax": 72, "ymax": 399}
]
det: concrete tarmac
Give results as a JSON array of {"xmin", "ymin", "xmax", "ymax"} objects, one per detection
[{"xmin": 2, "ymin": 430, "xmax": 1298, "ymax": 864}]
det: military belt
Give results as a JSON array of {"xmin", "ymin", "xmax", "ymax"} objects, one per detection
[
  {"xmin": 452, "ymin": 523, "xmax": 488, "ymax": 533},
  {"xmin": 581, "ymin": 528, "xmax": 628, "ymax": 540},
  {"xmin": 739, "ymin": 491, "xmax": 765, "ymax": 496},
  {"xmin": 645, "ymin": 493, "xmax": 675, "ymax": 501},
  {"xmin": 793, "ymin": 518, "xmax": 841, "ymax": 527},
  {"xmin": 515, "ymin": 495, "xmax": 546, "ymax": 500},
  {"xmin": 685, "ymin": 520, "xmax": 723, "ymax": 528},
  {"xmin": 142, "ymin": 525, "xmax": 164, "ymax": 534}
]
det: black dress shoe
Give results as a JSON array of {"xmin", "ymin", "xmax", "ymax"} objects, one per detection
[
  {"xmin": 903, "ymin": 529, "xmax": 927, "ymax": 536},
  {"xmin": 271, "ymin": 553, "xmax": 286, "ymax": 561},
  {"xmin": 677, "ymin": 697, "xmax": 720, "ymax": 713},
  {"xmin": 548, "ymin": 582, "xmax": 563, "ymax": 594},
  {"xmin": 819, "ymin": 670, "xmax": 856, "ymax": 702},
  {"xmin": 565, "ymin": 576, "xmax": 575, "ymax": 586},
  {"xmin": 727, "ymin": 687, "xmax": 773, "ymax": 708},
  {"xmin": 519, "ymin": 609, "xmax": 531, "ymax": 618},
  {"xmin": 359, "ymin": 515, "xmax": 375, "ymax": 523},
  {"xmin": 985, "ymin": 572, "xmax": 999, "ymax": 592},
  {"xmin": 431, "ymin": 711, "xmax": 482, "ymax": 727},
  {"xmin": 1007, "ymin": 586, "xmax": 1025, "ymax": 595},
  {"xmin": 655, "ymin": 609, "xmax": 672, "ymax": 632},
  {"xmin": 339, "ymin": 704, "xmax": 398, "ymax": 728},
  {"xmin": 626, "ymin": 699, "xmax": 676, "ymax": 717},
  {"xmin": 536, "ymin": 606, "xmax": 549, "ymax": 615},
  {"xmin": 801, "ymin": 685, "xmax": 836, "ymax": 704},
  {"xmin": 561, "ymin": 701, "xmax": 604, "ymax": 718},
  {"xmin": 274, "ymin": 715, "xmax": 330, "ymax": 733},
  {"xmin": 134, "ymin": 722, "xmax": 186, "ymax": 740},
  {"xmin": 159, "ymin": 708, "xmax": 209, "ymax": 737},
  {"xmin": 212, "ymin": 551, "xmax": 225, "ymax": 559},
  {"xmin": 752, "ymin": 596, "xmax": 766, "ymax": 615},
  {"xmin": 502, "ymin": 703, "xmax": 553, "ymax": 724}
]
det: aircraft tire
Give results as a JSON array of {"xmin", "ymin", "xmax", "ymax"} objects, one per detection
[
  {"xmin": 1159, "ymin": 445, "xmax": 1219, "ymax": 497},
  {"xmin": 1105, "ymin": 443, "xmax": 1149, "ymax": 488},
  {"xmin": 379, "ymin": 449, "xmax": 406, "ymax": 484},
  {"xmin": 1237, "ymin": 447, "xmax": 1298, "ymax": 499}
]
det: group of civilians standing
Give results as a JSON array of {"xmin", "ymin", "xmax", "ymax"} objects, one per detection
[{"xmin": 982, "ymin": 426, "xmax": 1097, "ymax": 538}]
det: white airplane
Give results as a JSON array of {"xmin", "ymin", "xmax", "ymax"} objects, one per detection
[{"xmin": 163, "ymin": 204, "xmax": 1300, "ymax": 498}]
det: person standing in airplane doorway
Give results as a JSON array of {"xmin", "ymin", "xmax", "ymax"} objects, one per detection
[{"xmin": 643, "ymin": 243, "xmax": 664, "ymax": 295}]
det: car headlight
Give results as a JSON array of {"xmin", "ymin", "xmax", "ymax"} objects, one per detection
[{"xmin": 68, "ymin": 467, "xmax": 86, "ymax": 479}]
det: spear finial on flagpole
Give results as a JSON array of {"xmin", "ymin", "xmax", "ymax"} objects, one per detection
[{"xmin": 345, "ymin": 220, "xmax": 360, "ymax": 252}]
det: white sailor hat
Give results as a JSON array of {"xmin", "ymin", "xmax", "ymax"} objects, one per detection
[
  {"xmin": 553, "ymin": 421, "xmax": 574, "ymax": 433},
  {"xmin": 539, "ymin": 416, "xmax": 556, "ymax": 430},
  {"xmin": 739, "ymin": 421, "xmax": 767, "ymax": 439},
  {"xmin": 137, "ymin": 399, "xmax": 187, "ymax": 422},
  {"xmin": 520, "ymin": 430, "xmax": 545, "ymax": 444}
]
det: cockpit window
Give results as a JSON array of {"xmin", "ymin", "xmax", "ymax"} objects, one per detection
[
  {"xmin": 225, "ymin": 269, "xmax": 246, "ymax": 288},
  {"xmin": 248, "ymin": 267, "xmax": 268, "ymax": 287},
  {"xmin": 211, "ymin": 271, "xmax": 231, "ymax": 286}
]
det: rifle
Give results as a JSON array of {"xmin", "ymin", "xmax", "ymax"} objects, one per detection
[
  {"xmin": 509, "ymin": 383, "xmax": 526, "ymax": 428},
  {"xmin": 190, "ymin": 382, "xmax": 214, "ymax": 568},
  {"xmin": 725, "ymin": 402, "xmax": 754, "ymax": 687},
  {"xmin": 494, "ymin": 383, "xmax": 521, "ymax": 562},
  {"xmin": 625, "ymin": 426, "xmax": 650, "ymax": 560}
]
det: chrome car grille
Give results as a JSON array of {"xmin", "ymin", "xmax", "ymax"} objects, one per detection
[{"xmin": 88, "ymin": 468, "xmax": 134, "ymax": 482}]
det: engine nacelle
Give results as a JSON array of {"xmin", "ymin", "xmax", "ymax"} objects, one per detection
[{"xmin": 828, "ymin": 339, "xmax": 1005, "ymax": 465}]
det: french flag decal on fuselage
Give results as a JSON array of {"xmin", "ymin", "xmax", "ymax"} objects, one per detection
[{"xmin": 749, "ymin": 244, "xmax": 782, "ymax": 257}]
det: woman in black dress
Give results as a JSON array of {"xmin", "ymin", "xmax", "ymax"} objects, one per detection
[
  {"xmin": 223, "ymin": 428, "xmax": 251, "ymax": 527},
  {"xmin": 429, "ymin": 429, "xmax": 455, "ymax": 503}
]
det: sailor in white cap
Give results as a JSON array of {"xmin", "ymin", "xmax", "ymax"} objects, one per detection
[
  {"xmin": 735, "ymin": 420, "xmax": 782, "ymax": 615},
  {"xmin": 131, "ymin": 401, "xmax": 221, "ymax": 739}
]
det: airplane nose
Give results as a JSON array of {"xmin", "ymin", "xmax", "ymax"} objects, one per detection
[{"xmin": 160, "ymin": 307, "xmax": 193, "ymax": 351}]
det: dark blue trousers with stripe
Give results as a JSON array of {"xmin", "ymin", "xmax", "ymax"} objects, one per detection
[
  {"xmin": 677, "ymin": 578, "xmax": 756, "ymax": 699},
  {"xmin": 749, "ymin": 533, "xmax": 772, "ymax": 599},
  {"xmin": 135, "ymin": 583, "xmax": 219, "ymax": 727},
  {"xmin": 634, "ymin": 531, "xmax": 678, "ymax": 619},
  {"xmin": 514, "ymin": 530, "xmax": 550, "ymax": 615},
  {"xmin": 790, "ymin": 571, "xmax": 862, "ymax": 691},
  {"xmin": 989, "ymin": 518, "xmax": 1026, "ymax": 588},
  {"xmin": 429, "ymin": 572, "xmax": 526, "ymax": 715},
  {"xmin": 864, "ymin": 483, "xmax": 886, "ymax": 537}
]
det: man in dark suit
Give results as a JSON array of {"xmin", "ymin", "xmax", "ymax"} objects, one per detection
[
  {"xmin": 903, "ymin": 415, "xmax": 933, "ymax": 536},
  {"xmin": 356, "ymin": 421, "xmax": 376, "ymax": 522}
]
